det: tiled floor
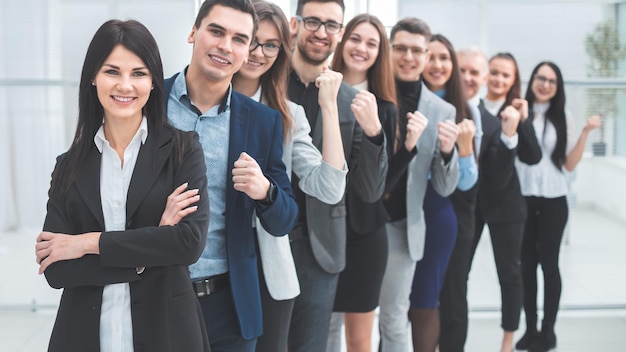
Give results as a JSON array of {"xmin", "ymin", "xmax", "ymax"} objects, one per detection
[{"xmin": 1, "ymin": 206, "xmax": 625, "ymax": 351}]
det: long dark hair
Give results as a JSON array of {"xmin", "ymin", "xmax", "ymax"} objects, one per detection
[
  {"xmin": 250, "ymin": 0, "xmax": 294, "ymax": 140},
  {"xmin": 489, "ymin": 52, "xmax": 521, "ymax": 116},
  {"xmin": 525, "ymin": 61, "xmax": 567, "ymax": 170},
  {"xmin": 51, "ymin": 19, "xmax": 169, "ymax": 193},
  {"xmin": 423, "ymin": 34, "xmax": 469, "ymax": 123},
  {"xmin": 331, "ymin": 13, "xmax": 397, "ymax": 106}
]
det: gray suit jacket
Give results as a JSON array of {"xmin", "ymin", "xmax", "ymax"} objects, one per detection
[
  {"xmin": 256, "ymin": 100, "xmax": 348, "ymax": 299},
  {"xmin": 406, "ymin": 84, "xmax": 460, "ymax": 261},
  {"xmin": 305, "ymin": 83, "xmax": 388, "ymax": 273}
]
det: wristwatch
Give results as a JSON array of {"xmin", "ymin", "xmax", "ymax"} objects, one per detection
[{"xmin": 260, "ymin": 180, "xmax": 277, "ymax": 205}]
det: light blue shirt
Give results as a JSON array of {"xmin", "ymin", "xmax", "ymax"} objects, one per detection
[{"xmin": 167, "ymin": 69, "xmax": 230, "ymax": 280}]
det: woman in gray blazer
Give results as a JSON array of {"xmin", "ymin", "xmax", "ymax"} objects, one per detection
[{"xmin": 231, "ymin": 1, "xmax": 347, "ymax": 351}]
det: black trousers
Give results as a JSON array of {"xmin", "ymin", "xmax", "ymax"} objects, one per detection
[
  {"xmin": 471, "ymin": 217, "xmax": 525, "ymax": 332},
  {"xmin": 438, "ymin": 236, "xmax": 474, "ymax": 352},
  {"xmin": 521, "ymin": 196, "xmax": 568, "ymax": 327}
]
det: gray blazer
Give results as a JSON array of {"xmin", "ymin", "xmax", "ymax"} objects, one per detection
[
  {"xmin": 256, "ymin": 99, "xmax": 348, "ymax": 300},
  {"xmin": 305, "ymin": 83, "xmax": 388, "ymax": 273},
  {"xmin": 406, "ymin": 84, "xmax": 460, "ymax": 261}
]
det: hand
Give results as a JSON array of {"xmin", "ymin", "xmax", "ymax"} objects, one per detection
[
  {"xmin": 456, "ymin": 119, "xmax": 476, "ymax": 157},
  {"xmin": 405, "ymin": 111, "xmax": 428, "ymax": 151},
  {"xmin": 232, "ymin": 152, "xmax": 271, "ymax": 201},
  {"xmin": 351, "ymin": 90, "xmax": 382, "ymax": 137},
  {"xmin": 35, "ymin": 231, "xmax": 100, "ymax": 274},
  {"xmin": 511, "ymin": 98, "xmax": 529, "ymax": 121},
  {"xmin": 584, "ymin": 114, "xmax": 602, "ymax": 132},
  {"xmin": 159, "ymin": 183, "xmax": 200, "ymax": 226},
  {"xmin": 500, "ymin": 105, "xmax": 521, "ymax": 137},
  {"xmin": 438, "ymin": 120, "xmax": 460, "ymax": 155},
  {"xmin": 316, "ymin": 66, "xmax": 342, "ymax": 110}
]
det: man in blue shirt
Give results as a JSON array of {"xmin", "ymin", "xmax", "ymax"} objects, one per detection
[{"xmin": 165, "ymin": 0, "xmax": 298, "ymax": 350}]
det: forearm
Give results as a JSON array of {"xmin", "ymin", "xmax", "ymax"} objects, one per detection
[
  {"xmin": 320, "ymin": 105, "xmax": 347, "ymax": 170},
  {"xmin": 564, "ymin": 129, "xmax": 591, "ymax": 171}
]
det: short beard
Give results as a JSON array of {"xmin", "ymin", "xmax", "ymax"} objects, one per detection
[{"xmin": 296, "ymin": 41, "xmax": 331, "ymax": 66}]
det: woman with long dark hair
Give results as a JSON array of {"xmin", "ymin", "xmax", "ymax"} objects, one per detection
[
  {"xmin": 35, "ymin": 19, "xmax": 211, "ymax": 352},
  {"xmin": 326, "ymin": 13, "xmax": 396, "ymax": 352},
  {"xmin": 231, "ymin": 1, "xmax": 347, "ymax": 351},
  {"xmin": 515, "ymin": 61, "xmax": 601, "ymax": 352},
  {"xmin": 408, "ymin": 33, "xmax": 477, "ymax": 352}
]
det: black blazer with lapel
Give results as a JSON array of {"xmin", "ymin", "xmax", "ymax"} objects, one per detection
[
  {"xmin": 477, "ymin": 102, "xmax": 541, "ymax": 224},
  {"xmin": 43, "ymin": 127, "xmax": 211, "ymax": 352}
]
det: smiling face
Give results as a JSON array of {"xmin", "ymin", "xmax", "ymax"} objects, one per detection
[
  {"xmin": 188, "ymin": 4, "xmax": 254, "ymax": 85},
  {"xmin": 341, "ymin": 21, "xmax": 380, "ymax": 77},
  {"xmin": 423, "ymin": 40, "xmax": 452, "ymax": 91},
  {"xmin": 291, "ymin": 1, "xmax": 343, "ymax": 65},
  {"xmin": 93, "ymin": 44, "xmax": 152, "ymax": 124},
  {"xmin": 390, "ymin": 30, "xmax": 430, "ymax": 82},
  {"xmin": 457, "ymin": 52, "xmax": 487, "ymax": 99},
  {"xmin": 531, "ymin": 64, "xmax": 559, "ymax": 104},
  {"xmin": 487, "ymin": 57, "xmax": 516, "ymax": 100},
  {"xmin": 238, "ymin": 20, "xmax": 281, "ymax": 83}
]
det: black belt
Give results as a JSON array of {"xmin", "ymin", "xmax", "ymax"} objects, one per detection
[
  {"xmin": 289, "ymin": 225, "xmax": 308, "ymax": 242},
  {"xmin": 192, "ymin": 273, "xmax": 229, "ymax": 297}
]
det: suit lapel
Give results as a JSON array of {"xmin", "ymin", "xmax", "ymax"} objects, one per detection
[
  {"xmin": 126, "ymin": 127, "xmax": 173, "ymax": 222},
  {"xmin": 226, "ymin": 92, "xmax": 249, "ymax": 216},
  {"xmin": 75, "ymin": 146, "xmax": 105, "ymax": 228}
]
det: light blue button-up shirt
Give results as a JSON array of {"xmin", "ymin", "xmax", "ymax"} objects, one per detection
[{"xmin": 167, "ymin": 69, "xmax": 231, "ymax": 280}]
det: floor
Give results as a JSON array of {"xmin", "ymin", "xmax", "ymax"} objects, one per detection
[{"xmin": 1, "ymin": 206, "xmax": 625, "ymax": 351}]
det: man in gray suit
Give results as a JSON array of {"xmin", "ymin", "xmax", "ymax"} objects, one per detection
[
  {"xmin": 378, "ymin": 17, "xmax": 460, "ymax": 352},
  {"xmin": 286, "ymin": 0, "xmax": 388, "ymax": 351}
]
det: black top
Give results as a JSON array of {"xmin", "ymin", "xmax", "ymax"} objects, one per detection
[{"xmin": 384, "ymin": 79, "xmax": 422, "ymax": 221}]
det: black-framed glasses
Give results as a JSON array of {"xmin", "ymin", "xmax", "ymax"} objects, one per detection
[
  {"xmin": 391, "ymin": 44, "xmax": 428, "ymax": 56},
  {"xmin": 533, "ymin": 74, "xmax": 557, "ymax": 86},
  {"xmin": 295, "ymin": 15, "xmax": 343, "ymax": 34},
  {"xmin": 249, "ymin": 40, "xmax": 281, "ymax": 58}
]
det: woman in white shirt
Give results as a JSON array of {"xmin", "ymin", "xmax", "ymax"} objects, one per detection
[{"xmin": 515, "ymin": 61, "xmax": 601, "ymax": 352}]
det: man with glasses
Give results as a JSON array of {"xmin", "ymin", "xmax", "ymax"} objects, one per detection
[
  {"xmin": 286, "ymin": 1, "xmax": 388, "ymax": 351},
  {"xmin": 165, "ymin": 0, "xmax": 298, "ymax": 350},
  {"xmin": 378, "ymin": 17, "xmax": 460, "ymax": 351}
]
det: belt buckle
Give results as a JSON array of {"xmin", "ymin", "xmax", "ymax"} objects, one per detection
[{"xmin": 196, "ymin": 278, "xmax": 215, "ymax": 297}]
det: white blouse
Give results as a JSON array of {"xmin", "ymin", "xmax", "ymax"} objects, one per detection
[{"xmin": 515, "ymin": 102, "xmax": 575, "ymax": 198}]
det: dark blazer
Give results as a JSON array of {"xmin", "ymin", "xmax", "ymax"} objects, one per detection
[
  {"xmin": 165, "ymin": 74, "xmax": 299, "ymax": 339},
  {"xmin": 477, "ymin": 102, "xmax": 541, "ymax": 224},
  {"xmin": 303, "ymin": 83, "xmax": 388, "ymax": 273},
  {"xmin": 347, "ymin": 98, "xmax": 396, "ymax": 235},
  {"xmin": 43, "ymin": 127, "xmax": 211, "ymax": 352}
]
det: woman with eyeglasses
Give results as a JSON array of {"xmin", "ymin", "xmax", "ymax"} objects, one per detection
[
  {"xmin": 324, "ymin": 13, "xmax": 397, "ymax": 352},
  {"xmin": 514, "ymin": 62, "xmax": 601, "ymax": 352},
  {"xmin": 231, "ymin": 1, "xmax": 347, "ymax": 351},
  {"xmin": 405, "ymin": 33, "xmax": 478, "ymax": 352}
]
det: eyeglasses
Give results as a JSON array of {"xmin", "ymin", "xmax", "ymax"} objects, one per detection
[
  {"xmin": 249, "ymin": 40, "xmax": 281, "ymax": 58},
  {"xmin": 534, "ymin": 74, "xmax": 557, "ymax": 86},
  {"xmin": 391, "ymin": 44, "xmax": 428, "ymax": 56},
  {"xmin": 295, "ymin": 15, "xmax": 343, "ymax": 34}
]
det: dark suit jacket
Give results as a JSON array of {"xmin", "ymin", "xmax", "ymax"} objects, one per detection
[
  {"xmin": 347, "ymin": 98, "xmax": 396, "ymax": 235},
  {"xmin": 43, "ymin": 127, "xmax": 211, "ymax": 352},
  {"xmin": 165, "ymin": 74, "xmax": 299, "ymax": 339},
  {"xmin": 301, "ymin": 83, "xmax": 388, "ymax": 274},
  {"xmin": 477, "ymin": 102, "xmax": 541, "ymax": 224}
]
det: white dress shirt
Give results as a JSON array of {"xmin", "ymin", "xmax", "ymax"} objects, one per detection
[
  {"xmin": 94, "ymin": 117, "xmax": 148, "ymax": 352},
  {"xmin": 516, "ymin": 102, "xmax": 575, "ymax": 198}
]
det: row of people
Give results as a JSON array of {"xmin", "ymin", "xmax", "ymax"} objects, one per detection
[{"xmin": 35, "ymin": 0, "xmax": 601, "ymax": 351}]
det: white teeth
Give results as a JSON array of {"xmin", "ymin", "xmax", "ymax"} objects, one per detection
[
  {"xmin": 247, "ymin": 61, "xmax": 262, "ymax": 67},
  {"xmin": 113, "ymin": 96, "xmax": 133, "ymax": 102},
  {"xmin": 212, "ymin": 56, "xmax": 229, "ymax": 64}
]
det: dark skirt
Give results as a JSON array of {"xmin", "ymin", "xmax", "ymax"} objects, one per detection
[
  {"xmin": 333, "ymin": 224, "xmax": 388, "ymax": 312},
  {"xmin": 410, "ymin": 181, "xmax": 458, "ymax": 309}
]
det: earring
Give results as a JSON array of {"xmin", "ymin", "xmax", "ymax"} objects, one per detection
[
  {"xmin": 91, "ymin": 81, "xmax": 96, "ymax": 86},
  {"xmin": 151, "ymin": 85, "xmax": 154, "ymax": 90}
]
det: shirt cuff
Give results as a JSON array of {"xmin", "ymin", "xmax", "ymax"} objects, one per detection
[{"xmin": 500, "ymin": 132, "xmax": 519, "ymax": 150}]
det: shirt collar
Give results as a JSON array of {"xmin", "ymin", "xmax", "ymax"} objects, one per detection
[
  {"xmin": 174, "ymin": 66, "xmax": 231, "ymax": 114},
  {"xmin": 94, "ymin": 116, "xmax": 148, "ymax": 153}
]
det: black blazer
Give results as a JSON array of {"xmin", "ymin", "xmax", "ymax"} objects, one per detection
[
  {"xmin": 347, "ymin": 98, "xmax": 396, "ymax": 235},
  {"xmin": 43, "ymin": 127, "xmax": 211, "ymax": 352},
  {"xmin": 477, "ymin": 102, "xmax": 541, "ymax": 224}
]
